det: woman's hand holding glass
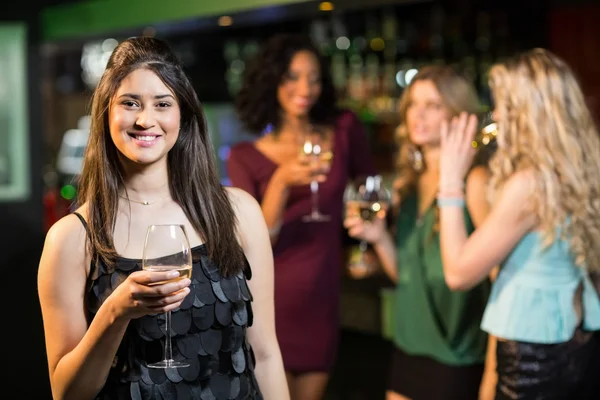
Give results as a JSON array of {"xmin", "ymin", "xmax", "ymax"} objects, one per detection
[
  {"xmin": 107, "ymin": 269, "xmax": 191, "ymax": 321},
  {"xmin": 343, "ymin": 176, "xmax": 391, "ymax": 278},
  {"xmin": 273, "ymin": 158, "xmax": 326, "ymax": 188},
  {"xmin": 343, "ymin": 204, "xmax": 388, "ymax": 245},
  {"xmin": 343, "ymin": 175, "xmax": 391, "ymax": 244}
]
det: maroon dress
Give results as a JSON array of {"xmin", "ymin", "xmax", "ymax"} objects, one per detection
[{"xmin": 226, "ymin": 111, "xmax": 376, "ymax": 373}]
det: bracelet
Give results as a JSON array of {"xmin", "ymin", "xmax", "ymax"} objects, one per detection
[{"xmin": 436, "ymin": 196, "xmax": 465, "ymax": 208}]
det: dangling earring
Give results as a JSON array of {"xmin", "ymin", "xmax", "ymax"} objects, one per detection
[{"xmin": 407, "ymin": 143, "xmax": 424, "ymax": 172}]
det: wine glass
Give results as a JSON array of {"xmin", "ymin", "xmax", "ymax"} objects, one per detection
[
  {"xmin": 142, "ymin": 224, "xmax": 193, "ymax": 369},
  {"xmin": 300, "ymin": 126, "xmax": 334, "ymax": 223},
  {"xmin": 344, "ymin": 175, "xmax": 391, "ymax": 278}
]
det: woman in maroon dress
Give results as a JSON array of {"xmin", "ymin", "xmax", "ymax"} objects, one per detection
[{"xmin": 227, "ymin": 34, "xmax": 376, "ymax": 400}]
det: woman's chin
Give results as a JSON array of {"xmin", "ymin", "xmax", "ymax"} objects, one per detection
[
  {"xmin": 410, "ymin": 136, "xmax": 438, "ymax": 147},
  {"xmin": 119, "ymin": 153, "xmax": 165, "ymax": 168}
]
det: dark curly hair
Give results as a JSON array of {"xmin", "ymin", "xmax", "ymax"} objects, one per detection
[{"xmin": 235, "ymin": 33, "xmax": 338, "ymax": 134}]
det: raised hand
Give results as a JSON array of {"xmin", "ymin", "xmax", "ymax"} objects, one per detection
[{"xmin": 440, "ymin": 112, "xmax": 478, "ymax": 192}]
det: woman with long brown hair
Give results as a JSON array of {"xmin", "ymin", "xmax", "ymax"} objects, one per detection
[{"xmin": 37, "ymin": 36, "xmax": 288, "ymax": 399}]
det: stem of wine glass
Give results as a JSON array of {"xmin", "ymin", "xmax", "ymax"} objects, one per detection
[
  {"xmin": 164, "ymin": 310, "xmax": 173, "ymax": 362},
  {"xmin": 358, "ymin": 240, "xmax": 371, "ymax": 273},
  {"xmin": 358, "ymin": 240, "xmax": 367, "ymax": 264},
  {"xmin": 310, "ymin": 180, "xmax": 320, "ymax": 215},
  {"xmin": 359, "ymin": 240, "xmax": 368, "ymax": 252}
]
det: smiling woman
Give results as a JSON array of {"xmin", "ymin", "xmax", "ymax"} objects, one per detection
[
  {"xmin": 109, "ymin": 69, "xmax": 181, "ymax": 166},
  {"xmin": 37, "ymin": 36, "xmax": 289, "ymax": 400},
  {"xmin": 228, "ymin": 33, "xmax": 377, "ymax": 400}
]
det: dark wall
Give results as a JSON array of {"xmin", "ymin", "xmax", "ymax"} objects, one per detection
[
  {"xmin": 1, "ymin": 11, "xmax": 51, "ymax": 400},
  {"xmin": 549, "ymin": 3, "xmax": 600, "ymax": 121}
]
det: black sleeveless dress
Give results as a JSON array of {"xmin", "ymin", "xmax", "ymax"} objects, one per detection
[{"xmin": 76, "ymin": 213, "xmax": 263, "ymax": 400}]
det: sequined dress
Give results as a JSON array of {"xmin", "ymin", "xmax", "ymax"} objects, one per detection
[{"xmin": 78, "ymin": 214, "xmax": 262, "ymax": 400}]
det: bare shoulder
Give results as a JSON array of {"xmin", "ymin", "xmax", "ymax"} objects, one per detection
[
  {"xmin": 226, "ymin": 186, "xmax": 261, "ymax": 216},
  {"xmin": 467, "ymin": 165, "xmax": 490, "ymax": 185},
  {"xmin": 500, "ymin": 169, "xmax": 535, "ymax": 202},
  {"xmin": 225, "ymin": 187, "xmax": 267, "ymax": 248},
  {"xmin": 493, "ymin": 169, "xmax": 537, "ymax": 225},
  {"xmin": 40, "ymin": 204, "xmax": 90, "ymax": 278},
  {"xmin": 252, "ymin": 134, "xmax": 274, "ymax": 153},
  {"xmin": 45, "ymin": 212, "xmax": 87, "ymax": 253}
]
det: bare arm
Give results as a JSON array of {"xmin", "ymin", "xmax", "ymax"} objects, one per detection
[
  {"xmin": 438, "ymin": 113, "xmax": 534, "ymax": 290},
  {"xmin": 345, "ymin": 216, "xmax": 398, "ymax": 283},
  {"xmin": 346, "ymin": 166, "xmax": 491, "ymax": 284},
  {"xmin": 479, "ymin": 335, "xmax": 498, "ymax": 400},
  {"xmin": 465, "ymin": 166, "xmax": 500, "ymax": 280},
  {"xmin": 38, "ymin": 213, "xmax": 191, "ymax": 400},
  {"xmin": 259, "ymin": 162, "xmax": 324, "ymax": 243},
  {"xmin": 259, "ymin": 171, "xmax": 291, "ymax": 242},
  {"xmin": 372, "ymin": 231, "xmax": 398, "ymax": 283},
  {"xmin": 464, "ymin": 167, "xmax": 498, "ymax": 399},
  {"xmin": 228, "ymin": 188, "xmax": 289, "ymax": 400},
  {"xmin": 440, "ymin": 171, "xmax": 537, "ymax": 291},
  {"xmin": 38, "ymin": 215, "xmax": 130, "ymax": 400}
]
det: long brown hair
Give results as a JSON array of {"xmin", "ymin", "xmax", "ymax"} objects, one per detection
[
  {"xmin": 394, "ymin": 65, "xmax": 481, "ymax": 201},
  {"xmin": 488, "ymin": 48, "xmax": 600, "ymax": 271},
  {"xmin": 78, "ymin": 37, "xmax": 244, "ymax": 276}
]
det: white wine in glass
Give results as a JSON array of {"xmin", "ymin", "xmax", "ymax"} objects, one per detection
[
  {"xmin": 344, "ymin": 176, "xmax": 391, "ymax": 278},
  {"xmin": 300, "ymin": 125, "xmax": 333, "ymax": 223},
  {"xmin": 142, "ymin": 224, "xmax": 193, "ymax": 369}
]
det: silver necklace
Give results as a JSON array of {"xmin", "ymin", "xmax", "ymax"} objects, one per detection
[{"xmin": 118, "ymin": 195, "xmax": 168, "ymax": 206}]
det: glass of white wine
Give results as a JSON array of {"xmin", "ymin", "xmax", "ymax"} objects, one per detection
[
  {"xmin": 344, "ymin": 175, "xmax": 391, "ymax": 278},
  {"xmin": 300, "ymin": 125, "xmax": 334, "ymax": 223},
  {"xmin": 142, "ymin": 224, "xmax": 193, "ymax": 369}
]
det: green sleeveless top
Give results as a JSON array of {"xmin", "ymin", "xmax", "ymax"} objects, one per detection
[{"xmin": 392, "ymin": 194, "xmax": 490, "ymax": 365}]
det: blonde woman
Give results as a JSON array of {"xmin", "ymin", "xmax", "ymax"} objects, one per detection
[
  {"xmin": 345, "ymin": 65, "xmax": 494, "ymax": 400},
  {"xmin": 438, "ymin": 48, "xmax": 600, "ymax": 398}
]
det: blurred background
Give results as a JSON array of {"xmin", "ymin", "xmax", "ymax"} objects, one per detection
[{"xmin": 1, "ymin": 0, "xmax": 598, "ymax": 398}]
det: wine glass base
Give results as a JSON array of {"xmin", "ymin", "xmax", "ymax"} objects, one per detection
[
  {"xmin": 347, "ymin": 246, "xmax": 377, "ymax": 279},
  {"xmin": 147, "ymin": 360, "xmax": 190, "ymax": 369},
  {"xmin": 302, "ymin": 212, "xmax": 331, "ymax": 222}
]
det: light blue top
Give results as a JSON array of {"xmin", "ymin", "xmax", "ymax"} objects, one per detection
[{"xmin": 481, "ymin": 231, "xmax": 600, "ymax": 344}]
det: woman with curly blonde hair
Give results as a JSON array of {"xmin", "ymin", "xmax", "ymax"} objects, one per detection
[
  {"xmin": 439, "ymin": 48, "xmax": 600, "ymax": 399},
  {"xmin": 345, "ymin": 65, "xmax": 495, "ymax": 400}
]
